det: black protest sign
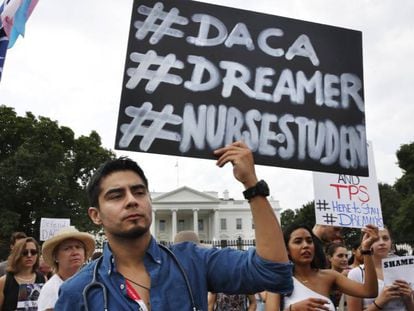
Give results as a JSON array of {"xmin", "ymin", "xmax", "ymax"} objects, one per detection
[{"xmin": 115, "ymin": 0, "xmax": 368, "ymax": 176}]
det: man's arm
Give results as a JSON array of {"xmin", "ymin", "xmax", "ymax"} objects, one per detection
[{"xmin": 214, "ymin": 141, "xmax": 289, "ymax": 262}]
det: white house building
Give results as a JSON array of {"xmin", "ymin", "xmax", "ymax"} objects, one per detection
[{"xmin": 150, "ymin": 186, "xmax": 281, "ymax": 243}]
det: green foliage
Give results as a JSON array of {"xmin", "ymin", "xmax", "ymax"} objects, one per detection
[
  {"xmin": 378, "ymin": 183, "xmax": 402, "ymax": 228},
  {"xmin": 0, "ymin": 105, "xmax": 114, "ymax": 258},
  {"xmin": 280, "ymin": 201, "xmax": 315, "ymax": 230},
  {"xmin": 391, "ymin": 142, "xmax": 414, "ymax": 243},
  {"xmin": 280, "ymin": 209, "xmax": 295, "ymax": 228}
]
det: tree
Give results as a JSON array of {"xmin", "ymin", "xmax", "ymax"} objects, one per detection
[
  {"xmin": 0, "ymin": 106, "xmax": 114, "ymax": 257},
  {"xmin": 378, "ymin": 183, "xmax": 401, "ymax": 229},
  {"xmin": 280, "ymin": 201, "xmax": 315, "ymax": 230},
  {"xmin": 392, "ymin": 142, "xmax": 414, "ymax": 242},
  {"xmin": 280, "ymin": 209, "xmax": 295, "ymax": 228}
]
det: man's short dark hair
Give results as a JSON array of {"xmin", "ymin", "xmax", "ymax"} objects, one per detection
[
  {"xmin": 10, "ymin": 232, "xmax": 27, "ymax": 247},
  {"xmin": 87, "ymin": 157, "xmax": 149, "ymax": 208}
]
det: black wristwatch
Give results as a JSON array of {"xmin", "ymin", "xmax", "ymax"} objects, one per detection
[
  {"xmin": 360, "ymin": 249, "xmax": 373, "ymax": 256},
  {"xmin": 243, "ymin": 180, "xmax": 269, "ymax": 201}
]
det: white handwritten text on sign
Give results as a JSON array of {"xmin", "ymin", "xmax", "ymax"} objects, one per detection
[{"xmin": 116, "ymin": 0, "xmax": 367, "ymax": 175}]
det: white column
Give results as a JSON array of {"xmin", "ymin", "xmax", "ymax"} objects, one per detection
[
  {"xmin": 213, "ymin": 208, "xmax": 220, "ymax": 240},
  {"xmin": 150, "ymin": 208, "xmax": 156, "ymax": 236},
  {"xmin": 193, "ymin": 208, "xmax": 199, "ymax": 235},
  {"xmin": 171, "ymin": 209, "xmax": 177, "ymax": 241}
]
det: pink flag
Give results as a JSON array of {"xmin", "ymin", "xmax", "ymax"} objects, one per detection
[{"xmin": 0, "ymin": 0, "xmax": 39, "ymax": 47}]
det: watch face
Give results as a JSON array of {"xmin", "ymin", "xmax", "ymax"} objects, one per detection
[{"xmin": 257, "ymin": 180, "xmax": 270, "ymax": 196}]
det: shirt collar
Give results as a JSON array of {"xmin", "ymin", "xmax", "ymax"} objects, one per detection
[{"xmin": 101, "ymin": 236, "xmax": 163, "ymax": 275}]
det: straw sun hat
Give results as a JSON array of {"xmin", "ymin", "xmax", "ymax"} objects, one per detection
[{"xmin": 42, "ymin": 226, "xmax": 95, "ymax": 268}]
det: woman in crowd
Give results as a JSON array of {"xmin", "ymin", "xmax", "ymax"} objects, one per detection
[
  {"xmin": 0, "ymin": 237, "xmax": 46, "ymax": 310},
  {"xmin": 347, "ymin": 227, "xmax": 414, "ymax": 311},
  {"xmin": 326, "ymin": 242, "xmax": 351, "ymax": 310},
  {"xmin": 265, "ymin": 224, "xmax": 379, "ymax": 311},
  {"xmin": 37, "ymin": 227, "xmax": 95, "ymax": 311},
  {"xmin": 348, "ymin": 240, "xmax": 364, "ymax": 270},
  {"xmin": 327, "ymin": 243, "xmax": 350, "ymax": 273}
]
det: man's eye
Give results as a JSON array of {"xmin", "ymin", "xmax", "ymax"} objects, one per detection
[{"xmin": 109, "ymin": 194, "xmax": 122, "ymax": 200}]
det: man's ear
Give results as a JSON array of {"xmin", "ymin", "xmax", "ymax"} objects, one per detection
[{"xmin": 88, "ymin": 207, "xmax": 102, "ymax": 225}]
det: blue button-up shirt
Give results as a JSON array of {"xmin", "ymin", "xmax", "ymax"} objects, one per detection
[{"xmin": 55, "ymin": 237, "xmax": 293, "ymax": 310}]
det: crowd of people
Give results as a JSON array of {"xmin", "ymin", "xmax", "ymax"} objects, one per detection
[{"xmin": 0, "ymin": 142, "xmax": 412, "ymax": 310}]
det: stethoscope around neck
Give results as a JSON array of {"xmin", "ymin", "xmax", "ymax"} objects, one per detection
[{"xmin": 82, "ymin": 243, "xmax": 200, "ymax": 311}]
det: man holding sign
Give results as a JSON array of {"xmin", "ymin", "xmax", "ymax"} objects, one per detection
[{"xmin": 56, "ymin": 141, "xmax": 293, "ymax": 310}]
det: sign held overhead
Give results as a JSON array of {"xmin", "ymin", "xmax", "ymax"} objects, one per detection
[{"xmin": 116, "ymin": 0, "xmax": 367, "ymax": 176}]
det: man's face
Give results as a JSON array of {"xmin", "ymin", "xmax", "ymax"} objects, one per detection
[
  {"xmin": 89, "ymin": 170, "xmax": 152, "ymax": 240},
  {"xmin": 320, "ymin": 225, "xmax": 342, "ymax": 243}
]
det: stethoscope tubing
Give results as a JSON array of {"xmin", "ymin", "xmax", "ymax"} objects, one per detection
[{"xmin": 82, "ymin": 245, "xmax": 200, "ymax": 311}]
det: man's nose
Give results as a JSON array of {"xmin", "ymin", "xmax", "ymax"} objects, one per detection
[{"xmin": 125, "ymin": 190, "xmax": 139, "ymax": 206}]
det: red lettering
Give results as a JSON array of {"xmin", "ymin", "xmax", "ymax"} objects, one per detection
[
  {"xmin": 329, "ymin": 184, "xmax": 348, "ymax": 199},
  {"xmin": 358, "ymin": 185, "xmax": 370, "ymax": 203}
]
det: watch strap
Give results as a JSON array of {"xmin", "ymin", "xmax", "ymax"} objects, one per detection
[{"xmin": 243, "ymin": 180, "xmax": 269, "ymax": 201}]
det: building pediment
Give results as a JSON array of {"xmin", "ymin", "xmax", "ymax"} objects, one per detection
[{"xmin": 152, "ymin": 186, "xmax": 220, "ymax": 204}]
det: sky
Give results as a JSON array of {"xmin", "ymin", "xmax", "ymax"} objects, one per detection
[{"xmin": 1, "ymin": 0, "xmax": 413, "ymax": 212}]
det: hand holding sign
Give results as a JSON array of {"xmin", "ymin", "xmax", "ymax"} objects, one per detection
[
  {"xmin": 375, "ymin": 284, "xmax": 404, "ymax": 308},
  {"xmin": 214, "ymin": 141, "xmax": 258, "ymax": 188},
  {"xmin": 360, "ymin": 224, "xmax": 379, "ymax": 250},
  {"xmin": 381, "ymin": 256, "xmax": 414, "ymax": 308},
  {"xmin": 393, "ymin": 280, "xmax": 413, "ymax": 301}
]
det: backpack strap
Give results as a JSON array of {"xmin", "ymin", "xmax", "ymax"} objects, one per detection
[{"xmin": 359, "ymin": 265, "xmax": 365, "ymax": 282}]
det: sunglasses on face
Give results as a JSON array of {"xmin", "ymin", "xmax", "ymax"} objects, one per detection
[{"xmin": 22, "ymin": 249, "xmax": 38, "ymax": 257}]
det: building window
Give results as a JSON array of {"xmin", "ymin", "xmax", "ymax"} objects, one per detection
[
  {"xmin": 159, "ymin": 219, "xmax": 166, "ymax": 232},
  {"xmin": 236, "ymin": 218, "xmax": 242, "ymax": 230},
  {"xmin": 220, "ymin": 218, "xmax": 227, "ymax": 230},
  {"xmin": 252, "ymin": 218, "xmax": 255, "ymax": 229},
  {"xmin": 198, "ymin": 219, "xmax": 204, "ymax": 231},
  {"xmin": 178, "ymin": 219, "xmax": 185, "ymax": 231}
]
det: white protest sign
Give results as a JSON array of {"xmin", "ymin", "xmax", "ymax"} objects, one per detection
[
  {"xmin": 313, "ymin": 142, "xmax": 383, "ymax": 228},
  {"xmin": 383, "ymin": 256, "xmax": 414, "ymax": 289},
  {"xmin": 40, "ymin": 218, "xmax": 70, "ymax": 241}
]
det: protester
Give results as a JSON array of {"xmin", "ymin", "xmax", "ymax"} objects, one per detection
[
  {"xmin": 326, "ymin": 242, "xmax": 351, "ymax": 309},
  {"xmin": 55, "ymin": 141, "xmax": 293, "ymax": 310},
  {"xmin": 0, "ymin": 232, "xmax": 27, "ymax": 277},
  {"xmin": 173, "ymin": 230, "xmax": 201, "ymax": 244},
  {"xmin": 327, "ymin": 242, "xmax": 349, "ymax": 273},
  {"xmin": 265, "ymin": 224, "xmax": 379, "ymax": 311},
  {"xmin": 348, "ymin": 240, "xmax": 364, "ymax": 270},
  {"xmin": 312, "ymin": 224, "xmax": 343, "ymax": 268},
  {"xmin": 38, "ymin": 256, "xmax": 53, "ymax": 280},
  {"xmin": 37, "ymin": 227, "xmax": 95, "ymax": 311},
  {"xmin": 0, "ymin": 237, "xmax": 46, "ymax": 310},
  {"xmin": 208, "ymin": 292, "xmax": 257, "ymax": 311},
  {"xmin": 347, "ymin": 227, "xmax": 414, "ymax": 311}
]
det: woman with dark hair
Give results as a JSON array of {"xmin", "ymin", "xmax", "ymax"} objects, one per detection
[
  {"xmin": 0, "ymin": 237, "xmax": 46, "ymax": 310},
  {"xmin": 348, "ymin": 240, "xmax": 364, "ymax": 270},
  {"xmin": 347, "ymin": 227, "xmax": 414, "ymax": 311},
  {"xmin": 326, "ymin": 243, "xmax": 351, "ymax": 309},
  {"xmin": 326, "ymin": 242, "xmax": 350, "ymax": 273},
  {"xmin": 265, "ymin": 224, "xmax": 379, "ymax": 311}
]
